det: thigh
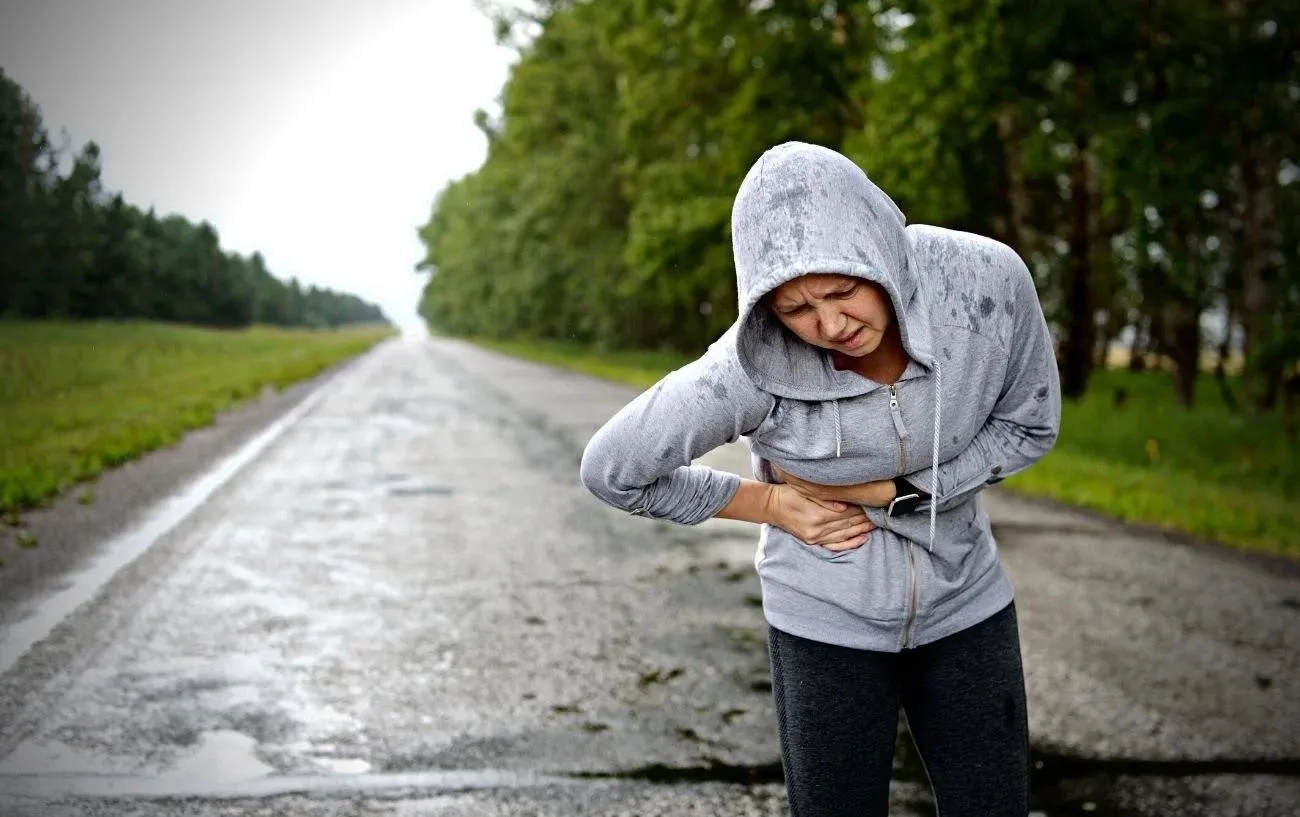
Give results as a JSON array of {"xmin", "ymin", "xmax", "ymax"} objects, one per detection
[
  {"xmin": 900, "ymin": 603, "xmax": 1030, "ymax": 817},
  {"xmin": 768, "ymin": 626, "xmax": 900, "ymax": 817}
]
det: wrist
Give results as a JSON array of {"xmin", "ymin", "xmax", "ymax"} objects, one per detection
[
  {"xmin": 761, "ymin": 482, "xmax": 785, "ymax": 527},
  {"xmin": 854, "ymin": 479, "xmax": 896, "ymax": 508},
  {"xmin": 716, "ymin": 479, "xmax": 784, "ymax": 527}
]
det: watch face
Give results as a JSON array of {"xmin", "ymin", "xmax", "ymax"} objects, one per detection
[{"xmin": 891, "ymin": 493, "xmax": 920, "ymax": 516}]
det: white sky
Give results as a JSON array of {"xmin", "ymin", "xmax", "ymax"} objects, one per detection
[{"xmin": 0, "ymin": 0, "xmax": 515, "ymax": 330}]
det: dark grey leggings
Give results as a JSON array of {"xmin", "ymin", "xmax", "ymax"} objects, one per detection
[{"xmin": 768, "ymin": 603, "xmax": 1029, "ymax": 816}]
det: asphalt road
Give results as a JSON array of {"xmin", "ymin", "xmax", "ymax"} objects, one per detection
[{"xmin": 0, "ymin": 334, "xmax": 1296, "ymax": 817}]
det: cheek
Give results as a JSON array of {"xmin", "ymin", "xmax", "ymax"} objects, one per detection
[{"xmin": 853, "ymin": 295, "xmax": 891, "ymax": 328}]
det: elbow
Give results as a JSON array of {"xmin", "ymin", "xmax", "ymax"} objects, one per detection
[
  {"xmin": 579, "ymin": 437, "xmax": 641, "ymax": 513},
  {"xmin": 1026, "ymin": 424, "xmax": 1059, "ymax": 465},
  {"xmin": 578, "ymin": 439, "xmax": 611, "ymax": 500}
]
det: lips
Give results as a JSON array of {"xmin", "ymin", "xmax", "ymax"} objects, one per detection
[{"xmin": 837, "ymin": 327, "xmax": 864, "ymax": 349}]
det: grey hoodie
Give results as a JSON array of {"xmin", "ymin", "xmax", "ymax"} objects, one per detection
[{"xmin": 580, "ymin": 142, "xmax": 1060, "ymax": 652}]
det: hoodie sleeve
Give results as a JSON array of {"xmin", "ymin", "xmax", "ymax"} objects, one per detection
[
  {"xmin": 579, "ymin": 347, "xmax": 775, "ymax": 526},
  {"xmin": 906, "ymin": 247, "xmax": 1061, "ymax": 514}
]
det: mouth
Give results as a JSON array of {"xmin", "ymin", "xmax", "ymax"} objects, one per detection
[{"xmin": 836, "ymin": 327, "xmax": 865, "ymax": 349}]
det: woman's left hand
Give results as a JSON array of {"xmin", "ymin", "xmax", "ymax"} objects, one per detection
[{"xmin": 770, "ymin": 464, "xmax": 897, "ymax": 508}]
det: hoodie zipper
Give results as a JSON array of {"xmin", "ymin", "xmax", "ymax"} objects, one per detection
[{"xmin": 889, "ymin": 384, "xmax": 919, "ymax": 650}]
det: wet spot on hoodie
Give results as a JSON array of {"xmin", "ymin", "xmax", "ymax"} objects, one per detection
[
  {"xmin": 713, "ymin": 382, "xmax": 729, "ymax": 400},
  {"xmin": 980, "ymin": 296, "xmax": 996, "ymax": 318},
  {"xmin": 659, "ymin": 448, "xmax": 674, "ymax": 460},
  {"xmin": 943, "ymin": 347, "xmax": 952, "ymax": 361},
  {"xmin": 1004, "ymin": 300, "xmax": 1015, "ymax": 317},
  {"xmin": 769, "ymin": 184, "xmax": 811, "ymax": 217},
  {"xmin": 1035, "ymin": 385, "xmax": 1049, "ymax": 401},
  {"xmin": 858, "ymin": 192, "xmax": 879, "ymax": 219}
]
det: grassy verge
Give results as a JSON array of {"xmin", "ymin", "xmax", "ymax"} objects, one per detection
[
  {"xmin": 465, "ymin": 335, "xmax": 1298, "ymax": 559},
  {"xmin": 0, "ymin": 320, "xmax": 394, "ymax": 515}
]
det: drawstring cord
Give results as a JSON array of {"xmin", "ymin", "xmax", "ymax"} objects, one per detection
[
  {"xmin": 834, "ymin": 399, "xmax": 842, "ymax": 458},
  {"xmin": 928, "ymin": 362, "xmax": 941, "ymax": 552}
]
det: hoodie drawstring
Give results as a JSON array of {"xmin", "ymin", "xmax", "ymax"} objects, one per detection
[
  {"xmin": 928, "ymin": 362, "xmax": 941, "ymax": 553},
  {"xmin": 833, "ymin": 400, "xmax": 842, "ymax": 458}
]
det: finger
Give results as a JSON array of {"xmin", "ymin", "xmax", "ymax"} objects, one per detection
[
  {"xmin": 822, "ymin": 533, "xmax": 870, "ymax": 552},
  {"xmin": 820, "ymin": 518, "xmax": 875, "ymax": 541}
]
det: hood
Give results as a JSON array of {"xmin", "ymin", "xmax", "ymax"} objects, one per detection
[{"xmin": 730, "ymin": 141, "xmax": 935, "ymax": 400}]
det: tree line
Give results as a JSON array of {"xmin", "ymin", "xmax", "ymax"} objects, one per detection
[
  {"xmin": 417, "ymin": 0, "xmax": 1298, "ymax": 410},
  {"xmin": 0, "ymin": 69, "xmax": 388, "ymax": 330}
]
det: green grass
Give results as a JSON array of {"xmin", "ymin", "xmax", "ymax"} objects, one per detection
[
  {"xmin": 465, "ymin": 335, "xmax": 1299, "ymax": 559},
  {"xmin": 0, "ymin": 320, "xmax": 393, "ymax": 515},
  {"xmin": 1007, "ymin": 368, "xmax": 1298, "ymax": 558}
]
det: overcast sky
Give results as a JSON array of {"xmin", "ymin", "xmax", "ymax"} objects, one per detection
[{"xmin": 0, "ymin": 0, "xmax": 515, "ymax": 330}]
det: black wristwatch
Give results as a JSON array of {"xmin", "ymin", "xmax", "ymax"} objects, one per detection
[{"xmin": 886, "ymin": 476, "xmax": 929, "ymax": 518}]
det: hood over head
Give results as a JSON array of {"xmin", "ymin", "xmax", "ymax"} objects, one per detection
[{"xmin": 730, "ymin": 141, "xmax": 934, "ymax": 400}]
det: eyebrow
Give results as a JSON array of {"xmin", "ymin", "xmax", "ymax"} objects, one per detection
[{"xmin": 773, "ymin": 281, "xmax": 856, "ymax": 309}]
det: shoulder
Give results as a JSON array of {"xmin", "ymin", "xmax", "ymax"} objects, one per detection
[
  {"xmin": 651, "ymin": 325, "xmax": 775, "ymax": 413},
  {"xmin": 907, "ymin": 224, "xmax": 1027, "ymax": 280},
  {"xmin": 907, "ymin": 225, "xmax": 1037, "ymax": 349}
]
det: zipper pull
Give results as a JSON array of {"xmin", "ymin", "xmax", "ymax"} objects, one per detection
[{"xmin": 888, "ymin": 385, "xmax": 909, "ymax": 439}]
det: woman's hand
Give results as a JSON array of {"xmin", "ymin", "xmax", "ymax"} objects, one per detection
[
  {"xmin": 771, "ymin": 464, "xmax": 897, "ymax": 508},
  {"xmin": 767, "ymin": 484, "xmax": 877, "ymax": 552}
]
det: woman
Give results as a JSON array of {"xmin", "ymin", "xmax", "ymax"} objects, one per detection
[{"xmin": 580, "ymin": 141, "xmax": 1060, "ymax": 816}]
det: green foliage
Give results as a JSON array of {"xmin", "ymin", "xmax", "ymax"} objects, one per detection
[
  {"xmin": 1005, "ymin": 368, "xmax": 1299, "ymax": 556},
  {"xmin": 0, "ymin": 321, "xmax": 392, "ymax": 514},
  {"xmin": 418, "ymin": 0, "xmax": 1298, "ymax": 408},
  {"xmin": 0, "ymin": 69, "xmax": 388, "ymax": 329}
]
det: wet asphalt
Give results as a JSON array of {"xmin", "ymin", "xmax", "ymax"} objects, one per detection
[{"xmin": 0, "ymin": 334, "xmax": 1296, "ymax": 816}]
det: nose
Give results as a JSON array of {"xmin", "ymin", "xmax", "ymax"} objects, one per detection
[{"xmin": 818, "ymin": 306, "xmax": 847, "ymax": 340}]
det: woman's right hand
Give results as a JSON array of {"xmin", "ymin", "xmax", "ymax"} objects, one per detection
[{"xmin": 768, "ymin": 484, "xmax": 877, "ymax": 552}]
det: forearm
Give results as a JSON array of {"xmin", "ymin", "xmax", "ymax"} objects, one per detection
[
  {"xmin": 907, "ymin": 417, "xmax": 1056, "ymax": 513},
  {"xmin": 714, "ymin": 478, "xmax": 780, "ymax": 525}
]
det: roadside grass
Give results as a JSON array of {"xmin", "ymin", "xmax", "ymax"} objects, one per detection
[
  {"xmin": 0, "ymin": 320, "xmax": 393, "ymax": 516},
  {"xmin": 463, "ymin": 334, "xmax": 1299, "ymax": 559}
]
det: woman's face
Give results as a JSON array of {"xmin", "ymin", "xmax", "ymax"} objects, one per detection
[{"xmin": 767, "ymin": 273, "xmax": 894, "ymax": 357}]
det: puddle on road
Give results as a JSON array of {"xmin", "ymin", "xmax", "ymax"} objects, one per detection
[
  {"xmin": 314, "ymin": 756, "xmax": 373, "ymax": 774},
  {"xmin": 157, "ymin": 730, "xmax": 274, "ymax": 786}
]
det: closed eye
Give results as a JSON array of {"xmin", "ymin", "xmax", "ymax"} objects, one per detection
[{"xmin": 831, "ymin": 284, "xmax": 859, "ymax": 298}]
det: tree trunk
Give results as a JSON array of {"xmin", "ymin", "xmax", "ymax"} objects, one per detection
[
  {"xmin": 997, "ymin": 107, "xmax": 1032, "ymax": 256},
  {"xmin": 1128, "ymin": 318, "xmax": 1148, "ymax": 372},
  {"xmin": 1214, "ymin": 307, "xmax": 1239, "ymax": 412},
  {"xmin": 1060, "ymin": 132, "xmax": 1095, "ymax": 400},
  {"xmin": 1168, "ymin": 299, "xmax": 1201, "ymax": 408},
  {"xmin": 1237, "ymin": 142, "xmax": 1281, "ymax": 411}
]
